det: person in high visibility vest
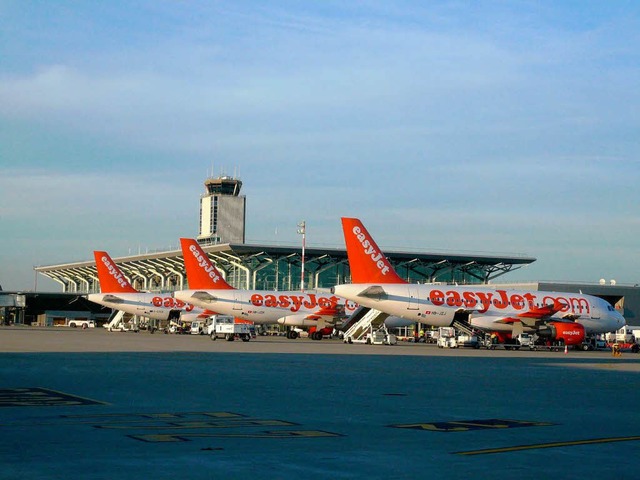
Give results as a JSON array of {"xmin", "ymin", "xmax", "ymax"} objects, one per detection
[{"xmin": 613, "ymin": 343, "xmax": 622, "ymax": 357}]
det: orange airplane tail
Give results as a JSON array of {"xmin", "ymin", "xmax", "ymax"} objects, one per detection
[
  {"xmin": 341, "ymin": 217, "xmax": 406, "ymax": 284},
  {"xmin": 93, "ymin": 251, "xmax": 138, "ymax": 293},
  {"xmin": 180, "ymin": 238, "xmax": 235, "ymax": 290}
]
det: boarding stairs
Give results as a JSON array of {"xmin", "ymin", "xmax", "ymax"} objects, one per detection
[
  {"xmin": 105, "ymin": 310, "xmax": 136, "ymax": 332},
  {"xmin": 452, "ymin": 318, "xmax": 487, "ymax": 343},
  {"xmin": 341, "ymin": 307, "xmax": 389, "ymax": 343},
  {"xmin": 337, "ymin": 306, "xmax": 369, "ymax": 332}
]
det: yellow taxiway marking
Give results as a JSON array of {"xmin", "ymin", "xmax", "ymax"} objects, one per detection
[
  {"xmin": 455, "ymin": 435, "xmax": 640, "ymax": 455},
  {"xmin": 391, "ymin": 419, "xmax": 553, "ymax": 432},
  {"xmin": 131, "ymin": 430, "xmax": 342, "ymax": 442}
]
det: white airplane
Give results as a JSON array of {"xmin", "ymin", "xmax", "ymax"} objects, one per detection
[
  {"xmin": 173, "ymin": 238, "xmax": 358, "ymax": 339},
  {"xmin": 88, "ymin": 251, "xmax": 210, "ymax": 325},
  {"xmin": 332, "ymin": 218, "xmax": 626, "ymax": 346}
]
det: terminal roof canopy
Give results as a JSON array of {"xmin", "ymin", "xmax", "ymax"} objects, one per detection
[{"xmin": 35, "ymin": 243, "xmax": 536, "ymax": 293}]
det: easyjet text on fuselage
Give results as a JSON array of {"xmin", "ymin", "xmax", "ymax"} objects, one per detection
[
  {"xmin": 427, "ymin": 288, "xmax": 591, "ymax": 315},
  {"xmin": 250, "ymin": 293, "xmax": 341, "ymax": 313}
]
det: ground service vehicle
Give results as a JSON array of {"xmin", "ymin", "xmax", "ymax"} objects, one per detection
[
  {"xmin": 366, "ymin": 327, "xmax": 397, "ymax": 345},
  {"xmin": 437, "ymin": 327, "xmax": 457, "ymax": 348},
  {"xmin": 66, "ymin": 319, "xmax": 95, "ymax": 329},
  {"xmin": 190, "ymin": 321, "xmax": 205, "ymax": 335},
  {"xmin": 457, "ymin": 334, "xmax": 480, "ymax": 348},
  {"xmin": 580, "ymin": 336, "xmax": 609, "ymax": 351},
  {"xmin": 516, "ymin": 333, "xmax": 533, "ymax": 348},
  {"xmin": 207, "ymin": 315, "xmax": 251, "ymax": 342},
  {"xmin": 345, "ymin": 326, "xmax": 396, "ymax": 345},
  {"xmin": 484, "ymin": 333, "xmax": 532, "ymax": 350}
]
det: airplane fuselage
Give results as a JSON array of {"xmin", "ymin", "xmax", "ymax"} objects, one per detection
[
  {"xmin": 174, "ymin": 289, "xmax": 358, "ymax": 327},
  {"xmin": 88, "ymin": 292, "xmax": 203, "ymax": 321},
  {"xmin": 332, "ymin": 284, "xmax": 626, "ymax": 334}
]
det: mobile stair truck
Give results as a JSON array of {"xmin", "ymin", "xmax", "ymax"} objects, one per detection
[{"xmin": 207, "ymin": 315, "xmax": 252, "ymax": 342}]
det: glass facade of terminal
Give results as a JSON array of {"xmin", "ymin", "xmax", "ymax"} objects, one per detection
[{"xmin": 212, "ymin": 256, "xmax": 495, "ymax": 292}]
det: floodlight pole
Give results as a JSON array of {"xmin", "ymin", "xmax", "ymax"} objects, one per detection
[{"xmin": 297, "ymin": 221, "xmax": 306, "ymax": 291}]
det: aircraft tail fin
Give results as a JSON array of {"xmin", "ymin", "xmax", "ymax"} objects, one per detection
[
  {"xmin": 93, "ymin": 251, "xmax": 138, "ymax": 293},
  {"xmin": 341, "ymin": 218, "xmax": 406, "ymax": 284},
  {"xmin": 180, "ymin": 238, "xmax": 235, "ymax": 290}
]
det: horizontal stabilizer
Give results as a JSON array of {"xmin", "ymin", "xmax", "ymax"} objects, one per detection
[
  {"xmin": 190, "ymin": 291, "xmax": 218, "ymax": 303},
  {"xmin": 101, "ymin": 294, "xmax": 126, "ymax": 304},
  {"xmin": 357, "ymin": 285, "xmax": 387, "ymax": 299}
]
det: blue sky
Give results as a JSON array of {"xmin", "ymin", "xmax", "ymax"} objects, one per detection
[{"xmin": 1, "ymin": 1, "xmax": 639, "ymax": 291}]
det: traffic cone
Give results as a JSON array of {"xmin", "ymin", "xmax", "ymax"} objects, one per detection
[{"xmin": 564, "ymin": 345, "xmax": 568, "ymax": 354}]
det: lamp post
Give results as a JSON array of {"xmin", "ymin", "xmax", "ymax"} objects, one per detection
[{"xmin": 297, "ymin": 220, "xmax": 306, "ymax": 291}]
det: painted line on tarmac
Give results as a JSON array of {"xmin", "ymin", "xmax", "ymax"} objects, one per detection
[
  {"xmin": 455, "ymin": 435, "xmax": 640, "ymax": 455},
  {"xmin": 0, "ymin": 409, "xmax": 344, "ymax": 442},
  {"xmin": 130, "ymin": 430, "xmax": 343, "ymax": 442},
  {"xmin": 0, "ymin": 388, "xmax": 108, "ymax": 407},
  {"xmin": 390, "ymin": 419, "xmax": 554, "ymax": 432},
  {"xmin": 97, "ymin": 419, "xmax": 297, "ymax": 430}
]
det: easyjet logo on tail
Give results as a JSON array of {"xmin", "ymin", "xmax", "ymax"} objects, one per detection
[
  {"xmin": 352, "ymin": 226, "xmax": 391, "ymax": 276},
  {"xmin": 341, "ymin": 218, "xmax": 405, "ymax": 284},
  {"xmin": 188, "ymin": 244, "xmax": 224, "ymax": 284},
  {"xmin": 101, "ymin": 255, "xmax": 131, "ymax": 289}
]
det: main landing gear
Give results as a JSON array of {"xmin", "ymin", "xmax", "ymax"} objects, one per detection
[{"xmin": 285, "ymin": 328, "xmax": 324, "ymax": 340}]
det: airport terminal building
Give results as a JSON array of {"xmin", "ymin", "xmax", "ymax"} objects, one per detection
[
  {"xmin": 34, "ymin": 176, "xmax": 535, "ymax": 293},
  {"xmin": 4, "ymin": 175, "xmax": 637, "ymax": 326}
]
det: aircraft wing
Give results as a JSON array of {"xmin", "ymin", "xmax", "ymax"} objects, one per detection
[
  {"xmin": 277, "ymin": 303, "xmax": 346, "ymax": 328},
  {"xmin": 517, "ymin": 302, "xmax": 563, "ymax": 319},
  {"xmin": 304, "ymin": 303, "xmax": 346, "ymax": 323},
  {"xmin": 472, "ymin": 305, "xmax": 581, "ymax": 336},
  {"xmin": 516, "ymin": 301, "xmax": 581, "ymax": 324},
  {"xmin": 470, "ymin": 315, "xmax": 532, "ymax": 337}
]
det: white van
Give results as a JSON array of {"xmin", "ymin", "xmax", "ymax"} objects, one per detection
[
  {"xmin": 67, "ymin": 319, "xmax": 95, "ymax": 329},
  {"xmin": 190, "ymin": 321, "xmax": 205, "ymax": 335}
]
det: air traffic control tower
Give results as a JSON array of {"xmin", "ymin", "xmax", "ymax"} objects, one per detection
[{"xmin": 198, "ymin": 175, "xmax": 246, "ymax": 245}]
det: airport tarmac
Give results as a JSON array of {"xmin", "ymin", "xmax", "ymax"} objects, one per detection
[{"xmin": 1, "ymin": 327, "xmax": 639, "ymax": 479}]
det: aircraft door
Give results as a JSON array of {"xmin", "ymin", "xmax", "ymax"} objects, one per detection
[
  {"xmin": 407, "ymin": 285, "xmax": 420, "ymax": 310},
  {"xmin": 137, "ymin": 295, "xmax": 148, "ymax": 314},
  {"xmin": 233, "ymin": 291, "xmax": 243, "ymax": 311}
]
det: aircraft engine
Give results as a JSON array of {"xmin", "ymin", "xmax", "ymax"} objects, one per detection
[
  {"xmin": 537, "ymin": 322, "xmax": 585, "ymax": 345},
  {"xmin": 277, "ymin": 314, "xmax": 322, "ymax": 327}
]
